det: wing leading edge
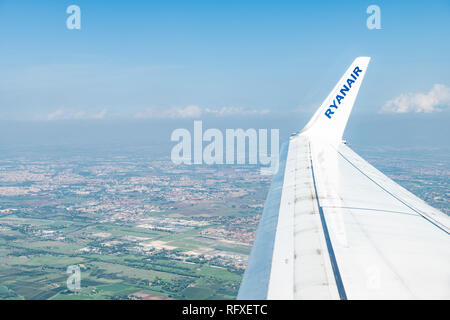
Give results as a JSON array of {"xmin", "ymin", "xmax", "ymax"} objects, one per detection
[{"xmin": 238, "ymin": 57, "xmax": 450, "ymax": 300}]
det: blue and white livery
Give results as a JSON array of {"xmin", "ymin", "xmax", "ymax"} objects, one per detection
[{"xmin": 238, "ymin": 57, "xmax": 450, "ymax": 300}]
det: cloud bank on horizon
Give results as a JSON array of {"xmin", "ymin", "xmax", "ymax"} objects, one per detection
[
  {"xmin": 44, "ymin": 106, "xmax": 270, "ymax": 121},
  {"xmin": 380, "ymin": 84, "xmax": 450, "ymax": 114},
  {"xmin": 47, "ymin": 108, "xmax": 108, "ymax": 121},
  {"xmin": 134, "ymin": 106, "xmax": 270, "ymax": 119},
  {"xmin": 44, "ymin": 85, "xmax": 450, "ymax": 121}
]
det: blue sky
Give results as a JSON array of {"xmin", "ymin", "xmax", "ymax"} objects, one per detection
[{"xmin": 0, "ymin": 0, "xmax": 449, "ymax": 144}]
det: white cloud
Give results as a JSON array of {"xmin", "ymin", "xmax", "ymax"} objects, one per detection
[
  {"xmin": 205, "ymin": 106, "xmax": 270, "ymax": 116},
  {"xmin": 47, "ymin": 108, "xmax": 108, "ymax": 120},
  {"xmin": 134, "ymin": 106, "xmax": 270, "ymax": 119},
  {"xmin": 134, "ymin": 105, "xmax": 203, "ymax": 119},
  {"xmin": 381, "ymin": 84, "xmax": 450, "ymax": 113}
]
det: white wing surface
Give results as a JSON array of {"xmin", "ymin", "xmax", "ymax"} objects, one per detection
[{"xmin": 238, "ymin": 57, "xmax": 450, "ymax": 300}]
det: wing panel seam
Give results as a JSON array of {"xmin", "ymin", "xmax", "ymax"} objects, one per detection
[
  {"xmin": 337, "ymin": 149, "xmax": 449, "ymax": 235},
  {"xmin": 309, "ymin": 143, "xmax": 348, "ymax": 300}
]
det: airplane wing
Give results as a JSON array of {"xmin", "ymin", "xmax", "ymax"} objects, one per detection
[{"xmin": 238, "ymin": 57, "xmax": 450, "ymax": 300}]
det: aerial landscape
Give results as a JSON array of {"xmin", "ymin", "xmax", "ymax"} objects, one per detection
[
  {"xmin": 0, "ymin": 143, "xmax": 447, "ymax": 300},
  {"xmin": 0, "ymin": 144, "xmax": 269, "ymax": 300}
]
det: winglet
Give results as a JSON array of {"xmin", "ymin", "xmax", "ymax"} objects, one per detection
[{"xmin": 300, "ymin": 57, "xmax": 371, "ymax": 145}]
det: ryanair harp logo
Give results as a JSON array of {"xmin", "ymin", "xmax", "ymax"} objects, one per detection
[{"xmin": 325, "ymin": 66, "xmax": 363, "ymax": 119}]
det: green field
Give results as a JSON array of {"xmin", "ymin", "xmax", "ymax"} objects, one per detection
[{"xmin": 0, "ymin": 213, "xmax": 245, "ymax": 300}]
